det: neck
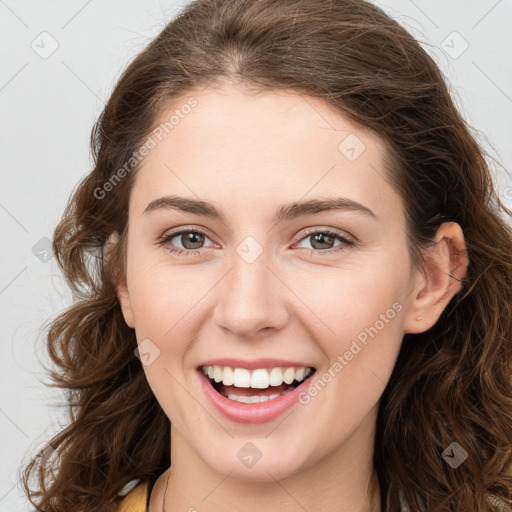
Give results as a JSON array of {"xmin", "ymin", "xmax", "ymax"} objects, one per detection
[{"xmin": 149, "ymin": 414, "xmax": 381, "ymax": 512}]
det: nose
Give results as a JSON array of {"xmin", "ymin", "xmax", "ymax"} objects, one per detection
[{"xmin": 212, "ymin": 248, "xmax": 290, "ymax": 339}]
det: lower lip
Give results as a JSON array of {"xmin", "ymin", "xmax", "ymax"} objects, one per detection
[{"xmin": 198, "ymin": 369, "xmax": 315, "ymax": 424}]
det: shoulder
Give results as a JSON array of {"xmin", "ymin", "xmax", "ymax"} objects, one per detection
[{"xmin": 116, "ymin": 481, "xmax": 149, "ymax": 512}]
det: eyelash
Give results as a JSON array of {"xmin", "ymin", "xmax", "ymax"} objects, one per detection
[{"xmin": 156, "ymin": 226, "xmax": 355, "ymax": 258}]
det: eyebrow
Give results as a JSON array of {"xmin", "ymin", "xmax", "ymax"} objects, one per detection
[{"xmin": 142, "ymin": 195, "xmax": 376, "ymax": 222}]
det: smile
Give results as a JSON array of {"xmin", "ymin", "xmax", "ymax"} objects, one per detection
[
  {"xmin": 202, "ymin": 365, "xmax": 314, "ymax": 402},
  {"xmin": 197, "ymin": 362, "xmax": 317, "ymax": 424}
]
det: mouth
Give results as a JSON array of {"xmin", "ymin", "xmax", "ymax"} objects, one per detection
[{"xmin": 200, "ymin": 364, "xmax": 317, "ymax": 403}]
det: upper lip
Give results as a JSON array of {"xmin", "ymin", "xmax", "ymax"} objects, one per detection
[{"xmin": 197, "ymin": 358, "xmax": 315, "ymax": 370}]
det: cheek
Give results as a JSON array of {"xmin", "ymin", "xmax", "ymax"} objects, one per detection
[
  {"xmin": 291, "ymin": 259, "xmax": 406, "ymax": 343},
  {"xmin": 127, "ymin": 253, "xmax": 209, "ymax": 333},
  {"xmin": 293, "ymin": 257, "xmax": 406, "ymax": 398},
  {"xmin": 128, "ymin": 261, "xmax": 209, "ymax": 423}
]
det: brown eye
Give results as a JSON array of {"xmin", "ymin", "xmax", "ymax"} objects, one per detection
[
  {"xmin": 157, "ymin": 227, "xmax": 214, "ymax": 256},
  {"xmin": 295, "ymin": 228, "xmax": 355, "ymax": 256},
  {"xmin": 173, "ymin": 231, "xmax": 205, "ymax": 250},
  {"xmin": 309, "ymin": 232, "xmax": 336, "ymax": 250}
]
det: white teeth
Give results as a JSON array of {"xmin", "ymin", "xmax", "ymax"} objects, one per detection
[
  {"xmin": 269, "ymin": 367, "xmax": 283, "ymax": 386},
  {"xmin": 250, "ymin": 369, "xmax": 270, "ymax": 389},
  {"xmin": 222, "ymin": 366, "xmax": 234, "ymax": 386},
  {"xmin": 201, "ymin": 364, "xmax": 314, "ymax": 389},
  {"xmin": 233, "ymin": 368, "xmax": 251, "ymax": 387},
  {"xmin": 225, "ymin": 390, "xmax": 291, "ymax": 403},
  {"xmin": 213, "ymin": 366, "xmax": 223, "ymax": 383},
  {"xmin": 295, "ymin": 367, "xmax": 306, "ymax": 382},
  {"xmin": 283, "ymin": 367, "xmax": 295, "ymax": 384}
]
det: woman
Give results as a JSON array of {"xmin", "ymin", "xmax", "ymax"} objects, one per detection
[{"xmin": 23, "ymin": 0, "xmax": 512, "ymax": 510}]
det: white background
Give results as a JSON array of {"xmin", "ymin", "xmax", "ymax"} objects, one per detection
[{"xmin": 1, "ymin": 1, "xmax": 511, "ymax": 509}]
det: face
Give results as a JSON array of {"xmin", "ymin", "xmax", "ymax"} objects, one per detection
[{"xmin": 115, "ymin": 83, "xmax": 432, "ymax": 483}]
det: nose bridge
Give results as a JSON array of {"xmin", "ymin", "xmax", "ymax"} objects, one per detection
[{"xmin": 213, "ymin": 234, "xmax": 288, "ymax": 337}]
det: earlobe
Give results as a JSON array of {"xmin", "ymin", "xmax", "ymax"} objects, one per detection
[
  {"xmin": 105, "ymin": 232, "xmax": 135, "ymax": 329},
  {"xmin": 404, "ymin": 222, "xmax": 469, "ymax": 334},
  {"xmin": 116, "ymin": 278, "xmax": 135, "ymax": 329}
]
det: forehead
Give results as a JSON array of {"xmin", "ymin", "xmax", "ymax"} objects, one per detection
[{"xmin": 130, "ymin": 83, "xmax": 403, "ymax": 223}]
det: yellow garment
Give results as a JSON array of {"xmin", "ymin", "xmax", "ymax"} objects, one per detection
[{"xmin": 117, "ymin": 482, "xmax": 149, "ymax": 512}]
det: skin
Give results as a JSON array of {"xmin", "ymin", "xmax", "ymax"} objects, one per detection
[{"xmin": 115, "ymin": 82, "xmax": 468, "ymax": 512}]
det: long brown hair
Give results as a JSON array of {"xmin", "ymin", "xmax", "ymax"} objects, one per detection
[{"xmin": 22, "ymin": 0, "xmax": 512, "ymax": 510}]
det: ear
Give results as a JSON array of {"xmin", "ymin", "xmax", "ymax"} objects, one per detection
[
  {"xmin": 105, "ymin": 232, "xmax": 135, "ymax": 329},
  {"xmin": 404, "ymin": 222, "xmax": 469, "ymax": 334}
]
